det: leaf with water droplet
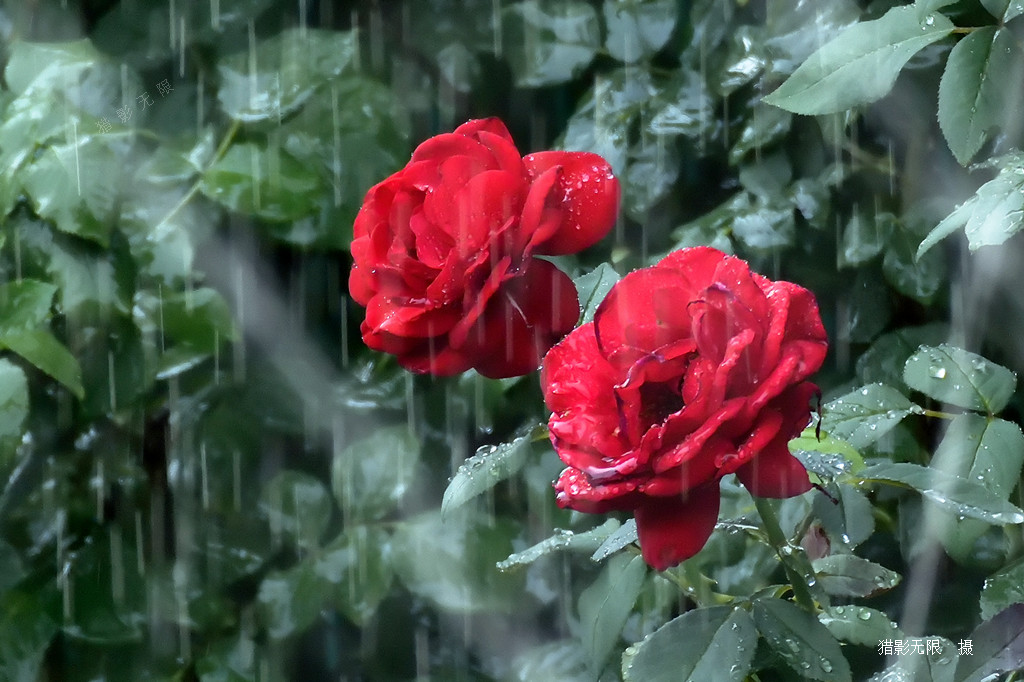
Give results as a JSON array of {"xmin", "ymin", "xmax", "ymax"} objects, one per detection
[
  {"xmin": 578, "ymin": 552, "xmax": 646, "ymax": 675},
  {"xmin": 0, "ymin": 359, "xmax": 28, "ymax": 475},
  {"xmin": 591, "ymin": 517, "xmax": 638, "ymax": 562},
  {"xmin": 819, "ymin": 605, "xmax": 903, "ymax": 646},
  {"xmin": 938, "ymin": 26, "xmax": 1018, "ymax": 166},
  {"xmin": 856, "ymin": 323, "xmax": 949, "ymax": 390},
  {"xmin": 762, "ymin": 6, "xmax": 953, "ymax": 115},
  {"xmin": 753, "ymin": 597, "xmax": 852, "ymax": 682},
  {"xmin": 822, "ymin": 383, "xmax": 920, "ymax": 450},
  {"xmin": 883, "ymin": 224, "xmax": 945, "ymax": 303},
  {"xmin": 497, "ymin": 518, "xmax": 620, "ymax": 571},
  {"xmin": 622, "ymin": 605, "xmax": 756, "ymax": 682},
  {"xmin": 259, "ymin": 470, "xmax": 332, "ymax": 550},
  {"xmin": 812, "ymin": 554, "xmax": 902, "ymax": 598},
  {"xmin": 813, "ymin": 483, "xmax": 875, "ymax": 548},
  {"xmin": 929, "ymin": 415, "xmax": 1024, "ymax": 561},
  {"xmin": 903, "ymin": 344, "xmax": 1016, "ymax": 414},
  {"xmin": 981, "ymin": 559, "xmax": 1024, "ymax": 621},
  {"xmin": 441, "ymin": 423, "xmax": 544, "ymax": 520},
  {"xmin": 857, "ymin": 461, "xmax": 1024, "ymax": 525}
]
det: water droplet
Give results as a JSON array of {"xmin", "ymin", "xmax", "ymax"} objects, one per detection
[{"xmin": 929, "ymin": 366, "xmax": 947, "ymax": 379}]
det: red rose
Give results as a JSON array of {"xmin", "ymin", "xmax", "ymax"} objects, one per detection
[
  {"xmin": 541, "ymin": 247, "xmax": 828, "ymax": 570},
  {"xmin": 349, "ymin": 118, "xmax": 619, "ymax": 378}
]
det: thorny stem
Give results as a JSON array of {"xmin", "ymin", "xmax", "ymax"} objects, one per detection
[
  {"xmin": 152, "ymin": 118, "xmax": 241, "ymax": 235},
  {"xmin": 753, "ymin": 496, "xmax": 818, "ymax": 612}
]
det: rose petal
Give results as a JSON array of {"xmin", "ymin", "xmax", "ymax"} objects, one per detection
[
  {"xmin": 554, "ymin": 467, "xmax": 642, "ymax": 514},
  {"xmin": 635, "ymin": 484, "xmax": 721, "ymax": 570},
  {"xmin": 453, "ymin": 117, "xmax": 515, "ymax": 142},
  {"xmin": 735, "ymin": 383, "xmax": 816, "ymax": 497},
  {"xmin": 523, "ymin": 151, "xmax": 620, "ymax": 255},
  {"xmin": 464, "ymin": 258, "xmax": 579, "ymax": 378}
]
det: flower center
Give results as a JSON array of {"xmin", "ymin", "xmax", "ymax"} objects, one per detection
[{"xmin": 638, "ymin": 381, "xmax": 685, "ymax": 426}]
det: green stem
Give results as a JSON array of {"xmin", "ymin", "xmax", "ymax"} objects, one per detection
[
  {"xmin": 153, "ymin": 118, "xmax": 241, "ymax": 235},
  {"xmin": 920, "ymin": 408, "xmax": 959, "ymax": 420},
  {"xmin": 754, "ymin": 496, "xmax": 817, "ymax": 612}
]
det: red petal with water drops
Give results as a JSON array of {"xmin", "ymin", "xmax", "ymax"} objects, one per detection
[
  {"xmin": 523, "ymin": 151, "xmax": 620, "ymax": 255},
  {"xmin": 635, "ymin": 485, "xmax": 721, "ymax": 571}
]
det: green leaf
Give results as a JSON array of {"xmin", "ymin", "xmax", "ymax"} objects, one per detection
[
  {"xmin": 981, "ymin": 559, "xmax": 1024, "ymax": 620},
  {"xmin": 903, "ymin": 344, "xmax": 1016, "ymax": 413},
  {"xmin": 0, "ymin": 359, "xmax": 29, "ymax": 471},
  {"xmin": 19, "ymin": 138, "xmax": 121, "ymax": 246},
  {"xmin": 510, "ymin": 641, "xmax": 590, "ymax": 682},
  {"xmin": 259, "ymin": 471, "xmax": 333, "ymax": 550},
  {"xmin": 502, "ymin": 1, "xmax": 600, "ymax": 87},
  {"xmin": 621, "ymin": 606, "xmax": 757, "ymax": 682},
  {"xmin": 954, "ymin": 604, "xmax": 1024, "ymax": 682},
  {"xmin": 574, "ymin": 264, "xmax": 621, "ymax": 325},
  {"xmin": 762, "ymin": 6, "xmax": 954, "ymax": 115},
  {"xmin": 155, "ymin": 287, "xmax": 239, "ymax": 353},
  {"xmin": 730, "ymin": 104, "xmax": 792, "ymax": 164},
  {"xmin": 578, "ymin": 553, "xmax": 646, "ymax": 673},
  {"xmin": 1, "ymin": 330, "xmax": 84, "ymax": 399},
  {"xmin": 812, "ymin": 483, "xmax": 875, "ymax": 547},
  {"xmin": 316, "ymin": 526, "xmax": 394, "ymax": 627},
  {"xmin": 591, "ymin": 518, "xmax": 639, "ymax": 562},
  {"xmin": 0, "ymin": 591, "xmax": 58, "ymax": 682},
  {"xmin": 822, "ymin": 383, "xmax": 921, "ymax": 449},
  {"xmin": 753, "ymin": 597, "xmax": 852, "ymax": 682},
  {"xmin": 195, "ymin": 633, "xmax": 259, "ymax": 682},
  {"xmin": 0, "ymin": 279, "xmax": 56, "ymax": 333},
  {"xmin": 392, "ymin": 510, "xmax": 522, "ymax": 612},
  {"xmin": 871, "ymin": 636, "xmax": 958, "ymax": 681},
  {"xmin": 789, "ymin": 429, "xmax": 865, "ymax": 478},
  {"xmin": 441, "ymin": 424, "xmax": 542, "ymax": 519},
  {"xmin": 856, "ymin": 461, "xmax": 1024, "ymax": 525},
  {"xmin": 818, "ymin": 605, "xmax": 902, "ymax": 646},
  {"xmin": 929, "ymin": 415, "xmax": 1024, "ymax": 559},
  {"xmin": 603, "ymin": 0, "xmax": 677, "ymax": 64},
  {"xmin": 938, "ymin": 27, "xmax": 1019, "ymax": 166},
  {"xmin": 839, "ymin": 209, "xmax": 896, "ymax": 267},
  {"xmin": 497, "ymin": 519, "xmax": 621, "ymax": 571},
  {"xmin": 200, "ymin": 142, "xmax": 323, "ymax": 221},
  {"xmin": 217, "ymin": 28, "xmax": 356, "ymax": 123},
  {"xmin": 883, "ymin": 225, "xmax": 945, "ymax": 302},
  {"xmin": 979, "ymin": 0, "xmax": 1024, "ymax": 22},
  {"xmin": 918, "ymin": 154, "xmax": 1024, "ymax": 257},
  {"xmin": 811, "ymin": 554, "xmax": 902, "ymax": 597},
  {"xmin": 4, "ymin": 39, "xmax": 103, "ymax": 95},
  {"xmin": 621, "ymin": 137, "xmax": 682, "ymax": 219},
  {"xmin": 856, "ymin": 323, "xmax": 949, "ymax": 389},
  {"xmin": 332, "ymin": 425, "xmax": 420, "ymax": 522},
  {"xmin": 731, "ymin": 196, "xmax": 796, "ymax": 250}
]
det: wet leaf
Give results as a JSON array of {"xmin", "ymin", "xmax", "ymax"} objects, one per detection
[
  {"xmin": 316, "ymin": 526, "xmax": 394, "ymax": 627},
  {"xmin": 260, "ymin": 471, "xmax": 333, "ymax": 550},
  {"xmin": 980, "ymin": 0, "xmax": 1024, "ymax": 26},
  {"xmin": 441, "ymin": 423, "xmax": 542, "ymax": 519},
  {"xmin": 392, "ymin": 510, "xmax": 522, "ymax": 612},
  {"xmin": 812, "ymin": 483, "xmax": 875, "ymax": 548},
  {"xmin": 200, "ymin": 142, "xmax": 322, "ymax": 222},
  {"xmin": 195, "ymin": 633, "xmax": 259, "ymax": 682},
  {"xmin": 840, "ymin": 209, "xmax": 896, "ymax": 267},
  {"xmin": 929, "ymin": 415, "xmax": 1024, "ymax": 559},
  {"xmin": 647, "ymin": 70, "xmax": 716, "ymax": 143},
  {"xmin": 2, "ymin": 330, "xmax": 84, "ymax": 399},
  {"xmin": 762, "ymin": 6, "xmax": 953, "ymax": 115},
  {"xmin": 731, "ymin": 196, "xmax": 796, "ymax": 250},
  {"xmin": 591, "ymin": 518, "xmax": 639, "ymax": 562},
  {"xmin": 621, "ymin": 605, "xmax": 756, "ymax": 682},
  {"xmin": 847, "ymin": 267, "xmax": 893, "ymax": 343},
  {"xmin": 0, "ymin": 359, "xmax": 28, "ymax": 471},
  {"xmin": 510, "ymin": 640, "xmax": 590, "ymax": 682},
  {"xmin": 332, "ymin": 425, "xmax": 420, "ymax": 522},
  {"xmin": 575, "ymin": 264, "xmax": 620, "ymax": 325},
  {"xmin": 622, "ymin": 137, "xmax": 682, "ymax": 219},
  {"xmin": 954, "ymin": 604, "xmax": 1024, "ymax": 682},
  {"xmin": 918, "ymin": 154, "xmax": 1024, "ymax": 256},
  {"xmin": 938, "ymin": 27, "xmax": 1020, "ymax": 166},
  {"xmin": 497, "ymin": 519, "xmax": 620, "ymax": 571},
  {"xmin": 822, "ymin": 383, "xmax": 921, "ymax": 449},
  {"xmin": 981, "ymin": 559, "xmax": 1024, "ymax": 620},
  {"xmin": 0, "ymin": 279, "xmax": 56, "ymax": 333},
  {"xmin": 603, "ymin": 0, "xmax": 677, "ymax": 64},
  {"xmin": 818, "ymin": 605, "xmax": 902, "ymax": 646},
  {"xmin": 903, "ymin": 344, "xmax": 1016, "ymax": 413},
  {"xmin": 217, "ymin": 28, "xmax": 356, "ymax": 123},
  {"xmin": 883, "ymin": 225, "xmax": 945, "ymax": 302},
  {"xmin": 578, "ymin": 552, "xmax": 646, "ymax": 673},
  {"xmin": 753, "ymin": 597, "xmax": 852, "ymax": 682},
  {"xmin": 20, "ymin": 138, "xmax": 121, "ymax": 247},
  {"xmin": 856, "ymin": 461, "xmax": 1024, "ymax": 525},
  {"xmin": 812, "ymin": 554, "xmax": 902, "ymax": 598},
  {"xmin": 503, "ymin": 0, "xmax": 600, "ymax": 87},
  {"xmin": 730, "ymin": 104, "xmax": 792, "ymax": 165},
  {"xmin": 868, "ymin": 636, "xmax": 958, "ymax": 682},
  {"xmin": 0, "ymin": 591, "xmax": 58, "ymax": 682}
]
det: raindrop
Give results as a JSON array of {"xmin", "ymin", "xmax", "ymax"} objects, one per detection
[{"xmin": 929, "ymin": 366, "xmax": 947, "ymax": 379}]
